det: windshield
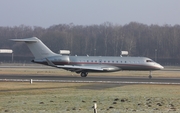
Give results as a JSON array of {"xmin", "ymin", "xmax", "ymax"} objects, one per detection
[{"xmin": 146, "ymin": 60, "xmax": 154, "ymax": 62}]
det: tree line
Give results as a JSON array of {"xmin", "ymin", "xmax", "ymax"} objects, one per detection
[{"xmin": 0, "ymin": 22, "xmax": 180, "ymax": 65}]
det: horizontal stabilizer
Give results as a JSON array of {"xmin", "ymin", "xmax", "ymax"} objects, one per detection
[{"xmin": 10, "ymin": 37, "xmax": 38, "ymax": 42}]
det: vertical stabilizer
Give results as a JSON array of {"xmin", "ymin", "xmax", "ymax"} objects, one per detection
[{"xmin": 10, "ymin": 37, "xmax": 57, "ymax": 59}]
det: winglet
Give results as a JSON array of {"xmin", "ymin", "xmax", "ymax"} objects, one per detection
[{"xmin": 45, "ymin": 58, "xmax": 57, "ymax": 67}]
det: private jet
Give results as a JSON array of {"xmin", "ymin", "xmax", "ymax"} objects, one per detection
[{"xmin": 11, "ymin": 37, "xmax": 164, "ymax": 78}]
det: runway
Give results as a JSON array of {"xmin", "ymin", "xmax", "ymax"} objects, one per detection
[{"xmin": 0, "ymin": 74, "xmax": 180, "ymax": 85}]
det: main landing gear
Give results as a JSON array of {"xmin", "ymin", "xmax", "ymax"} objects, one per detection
[
  {"xmin": 80, "ymin": 72, "xmax": 88, "ymax": 77},
  {"xmin": 149, "ymin": 71, "xmax": 152, "ymax": 79}
]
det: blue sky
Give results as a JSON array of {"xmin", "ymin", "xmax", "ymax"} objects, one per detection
[{"xmin": 0, "ymin": 0, "xmax": 179, "ymax": 27}]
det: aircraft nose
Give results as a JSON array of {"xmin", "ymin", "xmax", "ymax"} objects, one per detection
[
  {"xmin": 160, "ymin": 66, "xmax": 164, "ymax": 69},
  {"xmin": 158, "ymin": 64, "xmax": 164, "ymax": 70}
]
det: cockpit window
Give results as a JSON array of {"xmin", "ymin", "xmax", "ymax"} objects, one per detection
[{"xmin": 146, "ymin": 60, "xmax": 153, "ymax": 62}]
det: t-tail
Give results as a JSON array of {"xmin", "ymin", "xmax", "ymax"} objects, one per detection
[{"xmin": 10, "ymin": 37, "xmax": 58, "ymax": 59}]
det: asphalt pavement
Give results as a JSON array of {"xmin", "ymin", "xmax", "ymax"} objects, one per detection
[{"xmin": 0, "ymin": 74, "xmax": 180, "ymax": 85}]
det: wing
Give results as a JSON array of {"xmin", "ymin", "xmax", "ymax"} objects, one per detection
[
  {"xmin": 57, "ymin": 64, "xmax": 121, "ymax": 72},
  {"xmin": 45, "ymin": 58, "xmax": 121, "ymax": 72}
]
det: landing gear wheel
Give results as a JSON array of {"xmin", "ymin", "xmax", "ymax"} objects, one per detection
[
  {"xmin": 80, "ymin": 72, "xmax": 88, "ymax": 77},
  {"xmin": 149, "ymin": 71, "xmax": 152, "ymax": 79},
  {"xmin": 149, "ymin": 75, "xmax": 152, "ymax": 79}
]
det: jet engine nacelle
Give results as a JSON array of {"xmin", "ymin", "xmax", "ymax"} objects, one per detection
[
  {"xmin": 34, "ymin": 56, "xmax": 70, "ymax": 65},
  {"xmin": 58, "ymin": 56, "xmax": 70, "ymax": 64},
  {"xmin": 48, "ymin": 56, "xmax": 70, "ymax": 65}
]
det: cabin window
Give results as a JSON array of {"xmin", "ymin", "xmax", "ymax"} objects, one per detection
[
  {"xmin": 112, "ymin": 61, "xmax": 114, "ymax": 63},
  {"xmin": 116, "ymin": 61, "xmax": 118, "ymax": 63},
  {"xmin": 104, "ymin": 61, "xmax": 106, "ymax": 63}
]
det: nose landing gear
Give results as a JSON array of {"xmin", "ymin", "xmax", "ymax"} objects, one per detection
[{"xmin": 149, "ymin": 71, "xmax": 152, "ymax": 79}]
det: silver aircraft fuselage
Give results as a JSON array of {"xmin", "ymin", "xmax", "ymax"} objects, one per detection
[{"xmin": 33, "ymin": 55, "xmax": 164, "ymax": 72}]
